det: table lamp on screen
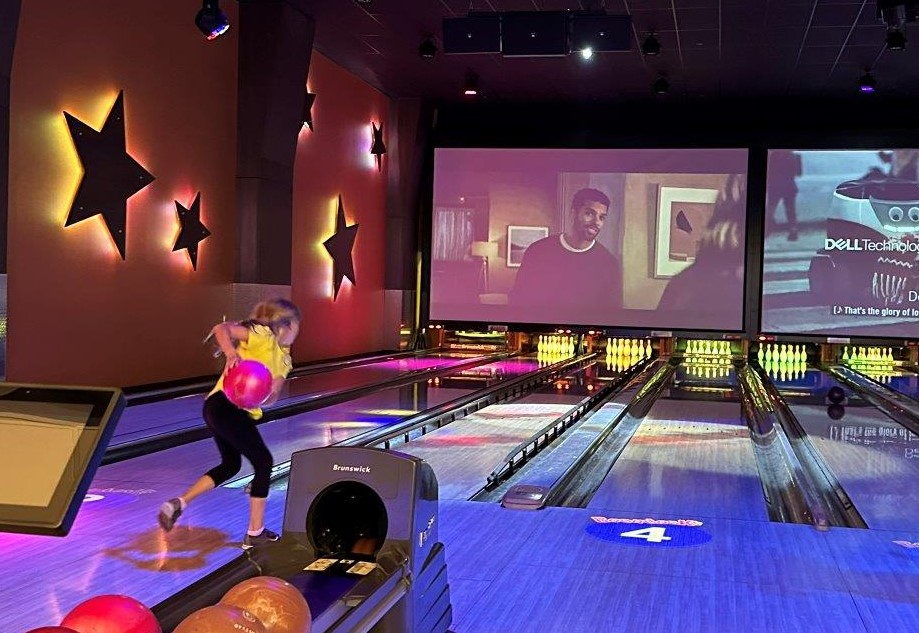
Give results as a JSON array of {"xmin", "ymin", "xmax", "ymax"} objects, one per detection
[{"xmin": 470, "ymin": 241, "xmax": 499, "ymax": 294}]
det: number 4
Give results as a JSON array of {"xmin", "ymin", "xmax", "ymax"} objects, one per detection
[{"xmin": 620, "ymin": 527, "xmax": 671, "ymax": 543}]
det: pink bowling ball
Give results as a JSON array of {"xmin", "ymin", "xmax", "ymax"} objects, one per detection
[
  {"xmin": 60, "ymin": 594, "xmax": 161, "ymax": 633},
  {"xmin": 224, "ymin": 360, "xmax": 273, "ymax": 409}
]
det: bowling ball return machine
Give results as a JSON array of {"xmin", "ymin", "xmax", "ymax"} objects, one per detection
[{"xmin": 156, "ymin": 447, "xmax": 452, "ymax": 633}]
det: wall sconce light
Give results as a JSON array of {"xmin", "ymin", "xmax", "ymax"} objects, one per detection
[{"xmin": 370, "ymin": 122, "xmax": 386, "ymax": 171}]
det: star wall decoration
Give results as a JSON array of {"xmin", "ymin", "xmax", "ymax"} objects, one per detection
[
  {"xmin": 302, "ymin": 89, "xmax": 316, "ymax": 131},
  {"xmin": 64, "ymin": 91, "xmax": 155, "ymax": 259},
  {"xmin": 370, "ymin": 122, "xmax": 386, "ymax": 172},
  {"xmin": 322, "ymin": 195, "xmax": 359, "ymax": 300},
  {"xmin": 172, "ymin": 192, "xmax": 211, "ymax": 270}
]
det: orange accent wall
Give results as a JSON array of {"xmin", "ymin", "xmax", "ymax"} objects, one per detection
[
  {"xmin": 291, "ymin": 52, "xmax": 392, "ymax": 361},
  {"xmin": 8, "ymin": 0, "xmax": 239, "ymax": 386}
]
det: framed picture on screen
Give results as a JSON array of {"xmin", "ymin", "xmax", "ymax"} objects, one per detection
[
  {"xmin": 654, "ymin": 186, "xmax": 718, "ymax": 278},
  {"xmin": 507, "ymin": 225, "xmax": 549, "ymax": 267}
]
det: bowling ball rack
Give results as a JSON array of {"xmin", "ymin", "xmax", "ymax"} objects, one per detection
[{"xmin": 154, "ymin": 447, "xmax": 451, "ymax": 633}]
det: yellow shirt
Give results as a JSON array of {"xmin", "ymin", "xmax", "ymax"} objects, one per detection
[{"xmin": 209, "ymin": 324, "xmax": 293, "ymax": 419}]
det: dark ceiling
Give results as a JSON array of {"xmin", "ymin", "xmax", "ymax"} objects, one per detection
[{"xmin": 302, "ymin": 0, "xmax": 919, "ymax": 103}]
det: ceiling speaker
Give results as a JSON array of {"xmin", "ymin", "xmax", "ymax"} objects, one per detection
[{"xmin": 443, "ymin": 14, "xmax": 501, "ymax": 54}]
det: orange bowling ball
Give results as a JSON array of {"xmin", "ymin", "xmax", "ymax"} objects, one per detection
[
  {"xmin": 221, "ymin": 576, "xmax": 311, "ymax": 633},
  {"xmin": 173, "ymin": 605, "xmax": 266, "ymax": 633}
]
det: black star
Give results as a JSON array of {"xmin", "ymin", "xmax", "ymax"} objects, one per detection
[
  {"xmin": 302, "ymin": 90, "xmax": 317, "ymax": 131},
  {"xmin": 172, "ymin": 193, "xmax": 211, "ymax": 270},
  {"xmin": 322, "ymin": 195, "xmax": 359, "ymax": 300},
  {"xmin": 370, "ymin": 122, "xmax": 386, "ymax": 172},
  {"xmin": 64, "ymin": 91, "xmax": 155, "ymax": 259}
]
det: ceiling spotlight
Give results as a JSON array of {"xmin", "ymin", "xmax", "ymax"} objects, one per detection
[
  {"xmin": 580, "ymin": 47, "xmax": 594, "ymax": 60},
  {"xmin": 463, "ymin": 72, "xmax": 479, "ymax": 96},
  {"xmin": 195, "ymin": 0, "xmax": 230, "ymax": 40},
  {"xmin": 652, "ymin": 76, "xmax": 669, "ymax": 95},
  {"xmin": 641, "ymin": 33, "xmax": 661, "ymax": 56},
  {"xmin": 858, "ymin": 70, "xmax": 877, "ymax": 94},
  {"xmin": 886, "ymin": 27, "xmax": 908, "ymax": 50},
  {"xmin": 419, "ymin": 37, "xmax": 438, "ymax": 59}
]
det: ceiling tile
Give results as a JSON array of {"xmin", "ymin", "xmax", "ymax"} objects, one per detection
[
  {"xmin": 766, "ymin": 4, "xmax": 819, "ymax": 29},
  {"xmin": 837, "ymin": 44, "xmax": 884, "ymax": 66},
  {"xmin": 679, "ymin": 29, "xmax": 720, "ymax": 49},
  {"xmin": 805, "ymin": 26, "xmax": 853, "ymax": 46},
  {"xmin": 847, "ymin": 25, "xmax": 888, "ymax": 47},
  {"xmin": 723, "ymin": 5, "xmax": 767, "ymax": 29},
  {"xmin": 630, "ymin": 8, "xmax": 678, "ymax": 33},
  {"xmin": 811, "ymin": 2, "xmax": 866, "ymax": 28},
  {"xmin": 675, "ymin": 7, "xmax": 719, "ymax": 30},
  {"xmin": 800, "ymin": 45, "xmax": 844, "ymax": 64}
]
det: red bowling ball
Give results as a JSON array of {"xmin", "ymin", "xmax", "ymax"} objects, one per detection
[
  {"xmin": 24, "ymin": 628, "xmax": 80, "ymax": 633},
  {"xmin": 224, "ymin": 360, "xmax": 274, "ymax": 409},
  {"xmin": 60, "ymin": 594, "xmax": 161, "ymax": 633}
]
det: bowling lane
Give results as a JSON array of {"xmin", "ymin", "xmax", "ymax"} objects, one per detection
[
  {"xmin": 775, "ymin": 369, "xmax": 919, "ymax": 532},
  {"xmin": 586, "ymin": 364, "xmax": 769, "ymax": 522},
  {"xmin": 110, "ymin": 351, "xmax": 478, "ymax": 446},
  {"xmin": 849, "ymin": 366, "xmax": 919, "ymax": 402},
  {"xmin": 392, "ymin": 361, "xmax": 637, "ymax": 501},
  {"xmin": 103, "ymin": 356, "xmax": 546, "ymax": 486},
  {"xmin": 0, "ymin": 355, "xmax": 549, "ymax": 632}
]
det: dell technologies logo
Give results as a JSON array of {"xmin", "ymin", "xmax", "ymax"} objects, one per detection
[
  {"xmin": 825, "ymin": 238, "xmax": 919, "ymax": 253},
  {"xmin": 825, "ymin": 238, "xmax": 862, "ymax": 251}
]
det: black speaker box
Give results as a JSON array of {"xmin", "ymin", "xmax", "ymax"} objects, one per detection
[
  {"xmin": 571, "ymin": 14, "xmax": 632, "ymax": 52},
  {"xmin": 443, "ymin": 14, "xmax": 501, "ymax": 54},
  {"xmin": 502, "ymin": 11, "xmax": 568, "ymax": 57}
]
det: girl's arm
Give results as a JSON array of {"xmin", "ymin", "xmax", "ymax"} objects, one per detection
[{"xmin": 211, "ymin": 322, "xmax": 250, "ymax": 365}]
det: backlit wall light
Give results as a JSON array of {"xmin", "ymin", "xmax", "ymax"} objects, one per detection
[
  {"xmin": 370, "ymin": 122, "xmax": 386, "ymax": 171},
  {"xmin": 302, "ymin": 89, "xmax": 316, "ymax": 130},
  {"xmin": 322, "ymin": 195, "xmax": 359, "ymax": 300},
  {"xmin": 63, "ymin": 91, "xmax": 155, "ymax": 260},
  {"xmin": 172, "ymin": 193, "xmax": 211, "ymax": 270}
]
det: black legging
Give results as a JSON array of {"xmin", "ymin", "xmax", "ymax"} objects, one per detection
[{"xmin": 202, "ymin": 391, "xmax": 274, "ymax": 498}]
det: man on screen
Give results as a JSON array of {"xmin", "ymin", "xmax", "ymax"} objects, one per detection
[{"xmin": 509, "ymin": 188, "xmax": 621, "ymax": 322}]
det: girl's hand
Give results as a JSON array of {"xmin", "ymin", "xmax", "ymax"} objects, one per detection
[{"xmin": 224, "ymin": 351, "xmax": 240, "ymax": 369}]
